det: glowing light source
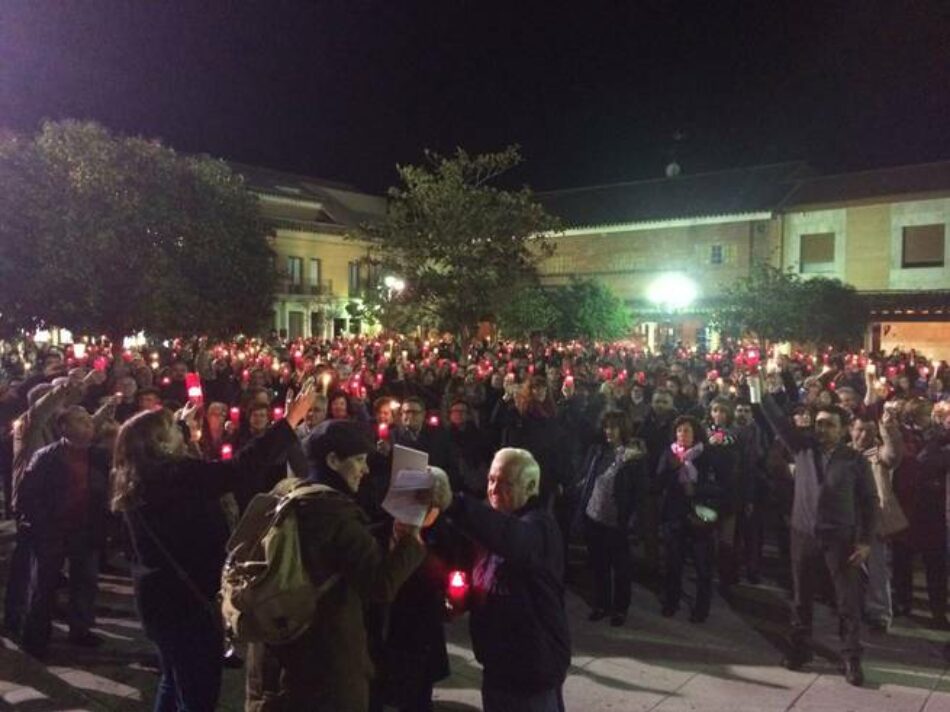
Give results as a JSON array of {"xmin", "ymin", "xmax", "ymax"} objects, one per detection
[
  {"xmin": 383, "ymin": 275, "xmax": 406, "ymax": 292},
  {"xmin": 646, "ymin": 273, "xmax": 699, "ymax": 310}
]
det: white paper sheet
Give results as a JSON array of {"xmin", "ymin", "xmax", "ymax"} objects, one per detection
[{"xmin": 383, "ymin": 445, "xmax": 432, "ymax": 526}]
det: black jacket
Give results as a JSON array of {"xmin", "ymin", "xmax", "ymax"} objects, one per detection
[
  {"xmin": 19, "ymin": 439, "xmax": 111, "ymax": 548},
  {"xmin": 654, "ymin": 446, "xmax": 728, "ymax": 527},
  {"xmin": 575, "ymin": 443, "xmax": 641, "ymax": 531},
  {"xmin": 124, "ymin": 421, "xmax": 296, "ymax": 635},
  {"xmin": 447, "ymin": 494, "xmax": 571, "ymax": 694}
]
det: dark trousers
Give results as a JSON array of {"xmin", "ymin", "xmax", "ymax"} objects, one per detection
[
  {"xmin": 245, "ymin": 641, "xmax": 284, "ymax": 712},
  {"xmin": 663, "ymin": 523, "xmax": 715, "ymax": 618},
  {"xmin": 2, "ymin": 524, "xmax": 33, "ymax": 633},
  {"xmin": 584, "ymin": 517, "xmax": 632, "ymax": 614},
  {"xmin": 482, "ymin": 684, "xmax": 564, "ymax": 712},
  {"xmin": 21, "ymin": 536, "xmax": 98, "ymax": 654},
  {"xmin": 737, "ymin": 506, "xmax": 764, "ymax": 578},
  {"xmin": 892, "ymin": 541, "xmax": 947, "ymax": 620},
  {"xmin": 151, "ymin": 612, "xmax": 223, "ymax": 712},
  {"xmin": 789, "ymin": 529, "xmax": 864, "ymax": 658}
]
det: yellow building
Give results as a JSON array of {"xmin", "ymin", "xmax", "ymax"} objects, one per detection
[
  {"xmin": 233, "ymin": 164, "xmax": 386, "ymax": 340},
  {"xmin": 538, "ymin": 160, "xmax": 950, "ymax": 357}
]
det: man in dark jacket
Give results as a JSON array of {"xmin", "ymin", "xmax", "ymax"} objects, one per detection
[
  {"xmin": 445, "ymin": 447, "xmax": 571, "ymax": 711},
  {"xmin": 759, "ymin": 376, "xmax": 878, "ymax": 687},
  {"xmin": 18, "ymin": 405, "xmax": 110, "ymax": 658}
]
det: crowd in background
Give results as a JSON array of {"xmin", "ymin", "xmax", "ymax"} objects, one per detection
[{"xmin": 1, "ymin": 331, "xmax": 949, "ymax": 707}]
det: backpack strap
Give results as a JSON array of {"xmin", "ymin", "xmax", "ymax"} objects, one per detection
[{"xmin": 274, "ymin": 482, "xmax": 337, "ymax": 516}]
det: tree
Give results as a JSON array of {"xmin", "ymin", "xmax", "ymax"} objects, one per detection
[
  {"xmin": 0, "ymin": 121, "xmax": 277, "ymax": 345},
  {"xmin": 711, "ymin": 265, "xmax": 867, "ymax": 348},
  {"xmin": 351, "ymin": 146, "xmax": 559, "ymax": 342},
  {"xmin": 496, "ymin": 279, "xmax": 632, "ymax": 341},
  {"xmin": 551, "ymin": 279, "xmax": 633, "ymax": 341},
  {"xmin": 495, "ymin": 281, "xmax": 558, "ymax": 339}
]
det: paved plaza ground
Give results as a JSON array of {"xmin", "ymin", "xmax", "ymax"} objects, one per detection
[{"xmin": 2, "ymin": 519, "xmax": 950, "ymax": 712}]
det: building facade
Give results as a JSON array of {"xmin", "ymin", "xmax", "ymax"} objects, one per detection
[
  {"xmin": 233, "ymin": 164, "xmax": 386, "ymax": 340},
  {"xmin": 537, "ymin": 160, "xmax": 950, "ymax": 358}
]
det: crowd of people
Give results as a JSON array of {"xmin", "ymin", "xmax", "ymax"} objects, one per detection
[{"xmin": 0, "ymin": 332, "xmax": 948, "ymax": 709}]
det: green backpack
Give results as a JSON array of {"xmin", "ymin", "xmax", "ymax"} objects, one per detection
[{"xmin": 220, "ymin": 481, "xmax": 340, "ymax": 645}]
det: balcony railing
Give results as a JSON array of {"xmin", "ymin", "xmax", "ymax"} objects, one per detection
[{"xmin": 278, "ymin": 279, "xmax": 334, "ymax": 297}]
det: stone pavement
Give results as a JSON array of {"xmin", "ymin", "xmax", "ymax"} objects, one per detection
[{"xmin": 2, "ymin": 517, "xmax": 950, "ymax": 711}]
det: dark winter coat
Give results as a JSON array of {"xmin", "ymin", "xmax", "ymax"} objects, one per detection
[{"xmin": 447, "ymin": 494, "xmax": 571, "ymax": 695}]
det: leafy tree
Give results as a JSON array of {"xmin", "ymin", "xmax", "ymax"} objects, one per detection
[
  {"xmin": 352, "ymin": 146, "xmax": 559, "ymax": 342},
  {"xmin": 495, "ymin": 281, "xmax": 558, "ymax": 339},
  {"xmin": 497, "ymin": 279, "xmax": 632, "ymax": 341},
  {"xmin": 0, "ymin": 120, "xmax": 277, "ymax": 345},
  {"xmin": 550, "ymin": 279, "xmax": 633, "ymax": 341},
  {"xmin": 712, "ymin": 265, "xmax": 867, "ymax": 348}
]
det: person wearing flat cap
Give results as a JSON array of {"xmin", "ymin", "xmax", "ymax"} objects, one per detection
[{"xmin": 246, "ymin": 420, "xmax": 432, "ymax": 711}]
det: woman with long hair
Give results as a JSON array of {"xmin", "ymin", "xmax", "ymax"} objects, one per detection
[{"xmin": 111, "ymin": 388, "xmax": 315, "ymax": 711}]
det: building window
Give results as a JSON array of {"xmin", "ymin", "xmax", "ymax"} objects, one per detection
[
  {"xmin": 799, "ymin": 232, "xmax": 835, "ymax": 273},
  {"xmin": 348, "ymin": 261, "xmax": 361, "ymax": 297},
  {"xmin": 309, "ymin": 258, "xmax": 323, "ymax": 294},
  {"xmin": 902, "ymin": 224, "xmax": 945, "ymax": 268},
  {"xmin": 287, "ymin": 256, "xmax": 303, "ymax": 292},
  {"xmin": 710, "ymin": 245, "xmax": 723, "ymax": 265}
]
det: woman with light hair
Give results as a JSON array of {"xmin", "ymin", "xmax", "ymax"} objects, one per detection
[{"xmin": 111, "ymin": 389, "xmax": 314, "ymax": 712}]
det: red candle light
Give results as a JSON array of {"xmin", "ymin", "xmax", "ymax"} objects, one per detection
[
  {"xmin": 229, "ymin": 407, "xmax": 240, "ymax": 426},
  {"xmin": 564, "ymin": 374, "xmax": 575, "ymax": 388},
  {"xmin": 447, "ymin": 569, "xmax": 469, "ymax": 610},
  {"xmin": 377, "ymin": 422, "xmax": 390, "ymax": 440},
  {"xmin": 272, "ymin": 406, "xmax": 284, "ymax": 421},
  {"xmin": 428, "ymin": 414, "xmax": 440, "ymax": 428},
  {"xmin": 220, "ymin": 443, "xmax": 233, "ymax": 461},
  {"xmin": 185, "ymin": 372, "xmax": 203, "ymax": 402}
]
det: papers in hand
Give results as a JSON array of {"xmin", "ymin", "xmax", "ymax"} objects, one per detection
[{"xmin": 382, "ymin": 445, "xmax": 432, "ymax": 526}]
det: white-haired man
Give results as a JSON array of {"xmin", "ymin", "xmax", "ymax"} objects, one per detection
[{"xmin": 438, "ymin": 447, "xmax": 571, "ymax": 711}]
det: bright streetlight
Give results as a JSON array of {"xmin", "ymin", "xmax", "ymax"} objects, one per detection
[
  {"xmin": 383, "ymin": 275, "xmax": 406, "ymax": 293},
  {"xmin": 646, "ymin": 273, "xmax": 699, "ymax": 310}
]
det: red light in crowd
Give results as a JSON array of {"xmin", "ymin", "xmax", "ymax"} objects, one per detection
[
  {"xmin": 241, "ymin": 369, "xmax": 250, "ymax": 381},
  {"xmin": 377, "ymin": 422, "xmax": 390, "ymax": 440},
  {"xmin": 229, "ymin": 407, "xmax": 241, "ymax": 425},
  {"xmin": 707, "ymin": 370, "xmax": 719, "ymax": 381},
  {"xmin": 220, "ymin": 444, "xmax": 233, "ymax": 461},
  {"xmin": 564, "ymin": 375, "xmax": 575, "ymax": 388},
  {"xmin": 122, "ymin": 350, "xmax": 133, "ymax": 362},
  {"xmin": 185, "ymin": 372, "xmax": 203, "ymax": 401},
  {"xmin": 161, "ymin": 376, "xmax": 171, "ymax": 386},
  {"xmin": 93, "ymin": 357, "xmax": 108, "ymax": 372},
  {"xmin": 449, "ymin": 570, "xmax": 467, "ymax": 591},
  {"xmin": 272, "ymin": 407, "xmax": 284, "ymax": 420},
  {"xmin": 528, "ymin": 364, "xmax": 535, "ymax": 375},
  {"xmin": 428, "ymin": 414, "xmax": 440, "ymax": 427}
]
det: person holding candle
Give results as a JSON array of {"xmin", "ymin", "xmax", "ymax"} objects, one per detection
[{"xmin": 111, "ymin": 385, "xmax": 316, "ymax": 711}]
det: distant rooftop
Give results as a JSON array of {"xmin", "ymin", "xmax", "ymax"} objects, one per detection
[
  {"xmin": 538, "ymin": 161, "xmax": 812, "ymax": 229},
  {"xmin": 782, "ymin": 160, "xmax": 950, "ymax": 208},
  {"xmin": 229, "ymin": 161, "xmax": 385, "ymax": 228},
  {"xmin": 538, "ymin": 158, "xmax": 950, "ymax": 229}
]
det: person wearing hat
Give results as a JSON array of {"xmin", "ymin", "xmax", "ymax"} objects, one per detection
[{"xmin": 247, "ymin": 420, "xmax": 431, "ymax": 711}]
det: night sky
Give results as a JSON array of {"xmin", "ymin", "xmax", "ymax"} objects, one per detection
[{"xmin": 2, "ymin": 1, "xmax": 948, "ymax": 193}]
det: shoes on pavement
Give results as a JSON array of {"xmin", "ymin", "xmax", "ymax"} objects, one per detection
[
  {"xmin": 609, "ymin": 613, "xmax": 626, "ymax": 627},
  {"xmin": 68, "ymin": 631, "xmax": 104, "ymax": 648},
  {"xmin": 588, "ymin": 609, "xmax": 607, "ymax": 622},
  {"xmin": 781, "ymin": 648, "xmax": 813, "ymax": 671},
  {"xmin": 841, "ymin": 657, "xmax": 864, "ymax": 687}
]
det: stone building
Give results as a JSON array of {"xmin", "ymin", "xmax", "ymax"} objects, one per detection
[
  {"xmin": 537, "ymin": 160, "xmax": 950, "ymax": 358},
  {"xmin": 232, "ymin": 163, "xmax": 386, "ymax": 340}
]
